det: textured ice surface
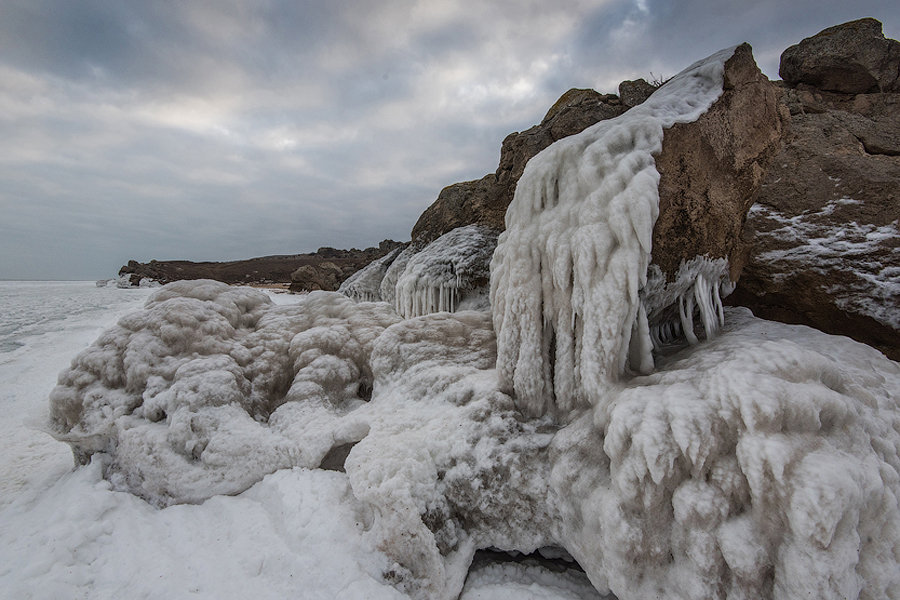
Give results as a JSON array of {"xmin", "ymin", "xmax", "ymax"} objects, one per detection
[
  {"xmin": 491, "ymin": 47, "xmax": 735, "ymax": 420},
  {"xmin": 49, "ymin": 281, "xmax": 401, "ymax": 505},
  {"xmin": 44, "ymin": 279, "xmax": 900, "ymax": 600},
  {"xmin": 394, "ymin": 225, "xmax": 498, "ymax": 318},
  {"xmin": 340, "ymin": 246, "xmax": 405, "ymax": 303}
]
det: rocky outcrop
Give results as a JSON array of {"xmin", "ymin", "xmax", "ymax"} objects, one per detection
[
  {"xmin": 652, "ymin": 43, "xmax": 789, "ymax": 283},
  {"xmin": 729, "ymin": 59, "xmax": 900, "ymax": 359},
  {"xmin": 780, "ymin": 18, "xmax": 900, "ymax": 94},
  {"xmin": 119, "ymin": 240, "xmax": 405, "ymax": 290}
]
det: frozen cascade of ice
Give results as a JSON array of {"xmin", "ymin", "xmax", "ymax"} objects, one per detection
[
  {"xmin": 491, "ymin": 47, "xmax": 736, "ymax": 420},
  {"xmin": 640, "ymin": 257, "xmax": 735, "ymax": 351},
  {"xmin": 339, "ymin": 246, "xmax": 405, "ymax": 303},
  {"xmin": 394, "ymin": 225, "xmax": 498, "ymax": 319}
]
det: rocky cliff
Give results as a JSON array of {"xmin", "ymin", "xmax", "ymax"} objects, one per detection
[{"xmin": 729, "ymin": 18, "xmax": 900, "ymax": 360}]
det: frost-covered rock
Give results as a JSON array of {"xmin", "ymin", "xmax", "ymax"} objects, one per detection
[
  {"xmin": 730, "ymin": 70, "xmax": 900, "ymax": 361},
  {"xmin": 339, "ymin": 246, "xmax": 406, "ymax": 303},
  {"xmin": 394, "ymin": 225, "xmax": 498, "ymax": 318}
]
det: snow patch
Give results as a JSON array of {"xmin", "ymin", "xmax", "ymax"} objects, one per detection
[{"xmin": 749, "ymin": 201, "xmax": 900, "ymax": 329}]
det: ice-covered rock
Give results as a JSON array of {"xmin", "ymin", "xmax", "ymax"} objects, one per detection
[
  {"xmin": 339, "ymin": 246, "xmax": 406, "ymax": 303},
  {"xmin": 394, "ymin": 225, "xmax": 498, "ymax": 318},
  {"xmin": 492, "ymin": 47, "xmax": 733, "ymax": 419}
]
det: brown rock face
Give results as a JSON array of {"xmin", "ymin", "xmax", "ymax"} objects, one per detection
[
  {"xmin": 779, "ymin": 18, "xmax": 900, "ymax": 94},
  {"xmin": 410, "ymin": 88, "xmax": 629, "ymax": 244},
  {"xmin": 652, "ymin": 43, "xmax": 790, "ymax": 282},
  {"xmin": 728, "ymin": 84, "xmax": 900, "ymax": 360}
]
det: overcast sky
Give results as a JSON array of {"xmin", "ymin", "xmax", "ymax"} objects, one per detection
[{"xmin": 1, "ymin": 0, "xmax": 897, "ymax": 280}]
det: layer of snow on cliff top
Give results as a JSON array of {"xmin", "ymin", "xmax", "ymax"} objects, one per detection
[
  {"xmin": 491, "ymin": 46, "xmax": 736, "ymax": 419},
  {"xmin": 749, "ymin": 200, "xmax": 900, "ymax": 329}
]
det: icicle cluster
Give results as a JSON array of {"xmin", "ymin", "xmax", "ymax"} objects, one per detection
[
  {"xmin": 343, "ymin": 226, "xmax": 498, "ymax": 320},
  {"xmin": 491, "ymin": 47, "xmax": 736, "ymax": 420},
  {"xmin": 395, "ymin": 226, "xmax": 498, "ymax": 319},
  {"xmin": 638, "ymin": 257, "xmax": 736, "ymax": 355}
]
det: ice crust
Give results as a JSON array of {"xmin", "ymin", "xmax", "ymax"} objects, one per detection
[
  {"xmin": 342, "ymin": 226, "xmax": 498, "ymax": 318},
  {"xmin": 44, "ymin": 46, "xmax": 900, "ymax": 600}
]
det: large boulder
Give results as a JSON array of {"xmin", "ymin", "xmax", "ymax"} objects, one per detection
[
  {"xmin": 779, "ymin": 18, "xmax": 900, "ymax": 94},
  {"xmin": 652, "ymin": 43, "xmax": 789, "ymax": 283},
  {"xmin": 728, "ymin": 84, "xmax": 900, "ymax": 360}
]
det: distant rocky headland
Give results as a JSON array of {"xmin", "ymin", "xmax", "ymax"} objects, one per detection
[{"xmin": 119, "ymin": 240, "xmax": 406, "ymax": 292}]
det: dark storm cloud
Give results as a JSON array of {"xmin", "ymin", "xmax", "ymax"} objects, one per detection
[{"xmin": 1, "ymin": 0, "xmax": 898, "ymax": 280}]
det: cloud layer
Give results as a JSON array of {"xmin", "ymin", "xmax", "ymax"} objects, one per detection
[{"xmin": 1, "ymin": 0, "xmax": 897, "ymax": 279}]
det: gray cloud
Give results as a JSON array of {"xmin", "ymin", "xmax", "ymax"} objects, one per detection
[{"xmin": 1, "ymin": 0, "xmax": 898, "ymax": 280}]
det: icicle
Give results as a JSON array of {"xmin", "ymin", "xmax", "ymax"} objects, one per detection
[
  {"xmin": 679, "ymin": 293, "xmax": 699, "ymax": 345},
  {"xmin": 693, "ymin": 274, "xmax": 719, "ymax": 340},
  {"xmin": 713, "ymin": 281, "xmax": 726, "ymax": 328},
  {"xmin": 628, "ymin": 302, "xmax": 655, "ymax": 374}
]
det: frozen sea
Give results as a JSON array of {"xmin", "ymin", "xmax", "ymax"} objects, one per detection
[{"xmin": 0, "ymin": 281, "xmax": 597, "ymax": 600}]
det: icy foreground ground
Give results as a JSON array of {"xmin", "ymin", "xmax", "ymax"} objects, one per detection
[{"xmin": 10, "ymin": 46, "xmax": 900, "ymax": 599}]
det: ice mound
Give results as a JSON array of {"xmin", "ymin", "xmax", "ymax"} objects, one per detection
[
  {"xmin": 343, "ymin": 226, "xmax": 498, "ymax": 318},
  {"xmin": 555, "ymin": 310, "xmax": 900, "ymax": 600},
  {"xmin": 491, "ymin": 47, "xmax": 736, "ymax": 420},
  {"xmin": 49, "ymin": 280, "xmax": 401, "ymax": 505}
]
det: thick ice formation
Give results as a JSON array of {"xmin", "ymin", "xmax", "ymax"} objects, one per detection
[
  {"xmin": 49, "ymin": 281, "xmax": 400, "ymax": 505},
  {"xmin": 491, "ymin": 47, "xmax": 736, "ymax": 420},
  {"xmin": 394, "ymin": 225, "xmax": 498, "ymax": 318}
]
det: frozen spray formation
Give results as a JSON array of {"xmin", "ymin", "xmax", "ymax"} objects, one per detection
[
  {"xmin": 46, "ymin": 46, "xmax": 900, "ymax": 600},
  {"xmin": 394, "ymin": 225, "xmax": 498, "ymax": 318},
  {"xmin": 491, "ymin": 47, "xmax": 737, "ymax": 420},
  {"xmin": 341, "ymin": 225, "xmax": 498, "ymax": 318}
]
